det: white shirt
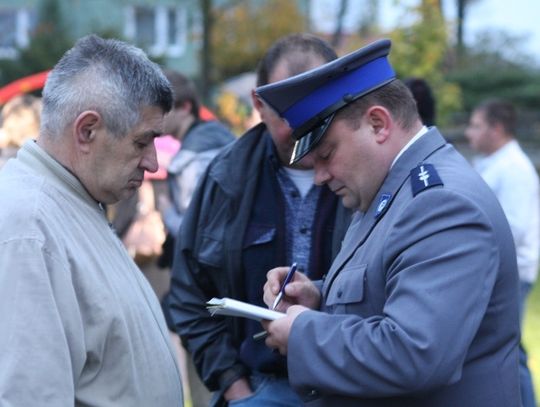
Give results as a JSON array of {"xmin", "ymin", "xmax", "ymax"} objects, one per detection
[
  {"xmin": 391, "ymin": 126, "xmax": 429, "ymax": 168},
  {"xmin": 473, "ymin": 140, "xmax": 540, "ymax": 283},
  {"xmin": 283, "ymin": 167, "xmax": 315, "ymax": 198}
]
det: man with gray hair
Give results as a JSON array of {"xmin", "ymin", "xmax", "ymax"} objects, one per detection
[{"xmin": 0, "ymin": 35, "xmax": 183, "ymax": 406}]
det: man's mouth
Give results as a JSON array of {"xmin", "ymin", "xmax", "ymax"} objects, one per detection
[{"xmin": 332, "ymin": 186, "xmax": 344, "ymax": 195}]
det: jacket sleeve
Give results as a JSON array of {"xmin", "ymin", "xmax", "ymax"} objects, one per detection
[{"xmin": 165, "ymin": 165, "xmax": 248, "ymax": 392}]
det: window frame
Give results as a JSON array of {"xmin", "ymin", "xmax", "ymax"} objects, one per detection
[
  {"xmin": 0, "ymin": 7, "xmax": 33, "ymax": 59},
  {"xmin": 124, "ymin": 5, "xmax": 187, "ymax": 58}
]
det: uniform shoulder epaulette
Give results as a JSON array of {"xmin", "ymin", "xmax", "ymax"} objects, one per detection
[{"xmin": 410, "ymin": 163, "xmax": 444, "ymax": 197}]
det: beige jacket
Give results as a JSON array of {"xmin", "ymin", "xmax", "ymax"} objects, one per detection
[{"xmin": 0, "ymin": 140, "xmax": 183, "ymax": 406}]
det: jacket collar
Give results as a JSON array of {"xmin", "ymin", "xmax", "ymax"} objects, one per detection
[{"xmin": 208, "ymin": 123, "xmax": 274, "ymax": 196}]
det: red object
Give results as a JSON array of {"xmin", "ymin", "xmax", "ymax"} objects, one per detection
[
  {"xmin": 199, "ymin": 105, "xmax": 216, "ymax": 121},
  {"xmin": 0, "ymin": 70, "xmax": 50, "ymax": 105}
]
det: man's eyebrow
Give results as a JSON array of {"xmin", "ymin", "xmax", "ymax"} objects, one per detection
[
  {"xmin": 139, "ymin": 130, "xmax": 161, "ymax": 140},
  {"xmin": 316, "ymin": 137, "xmax": 331, "ymax": 151}
]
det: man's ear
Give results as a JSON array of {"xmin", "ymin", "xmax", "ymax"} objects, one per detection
[
  {"xmin": 173, "ymin": 100, "xmax": 192, "ymax": 117},
  {"xmin": 74, "ymin": 110, "xmax": 101, "ymax": 153},
  {"xmin": 366, "ymin": 106, "xmax": 391, "ymax": 143},
  {"xmin": 251, "ymin": 89, "xmax": 264, "ymax": 114},
  {"xmin": 492, "ymin": 122, "xmax": 507, "ymax": 140}
]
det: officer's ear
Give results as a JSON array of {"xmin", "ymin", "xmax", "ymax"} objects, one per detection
[
  {"xmin": 365, "ymin": 105, "xmax": 391, "ymax": 143},
  {"xmin": 73, "ymin": 110, "xmax": 102, "ymax": 153}
]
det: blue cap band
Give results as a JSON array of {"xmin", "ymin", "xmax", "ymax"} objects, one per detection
[{"xmin": 282, "ymin": 56, "xmax": 395, "ymax": 129}]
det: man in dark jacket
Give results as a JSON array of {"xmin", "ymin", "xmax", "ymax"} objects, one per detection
[{"xmin": 165, "ymin": 34, "xmax": 350, "ymax": 406}]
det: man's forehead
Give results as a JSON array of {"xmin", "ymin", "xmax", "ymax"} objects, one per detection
[
  {"xmin": 470, "ymin": 110, "xmax": 489, "ymax": 127},
  {"xmin": 133, "ymin": 107, "xmax": 165, "ymax": 133}
]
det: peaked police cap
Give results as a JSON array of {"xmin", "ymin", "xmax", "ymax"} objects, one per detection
[{"xmin": 255, "ymin": 38, "xmax": 395, "ymax": 163}]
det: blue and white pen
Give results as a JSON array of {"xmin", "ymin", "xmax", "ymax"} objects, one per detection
[{"xmin": 271, "ymin": 262, "xmax": 297, "ymax": 310}]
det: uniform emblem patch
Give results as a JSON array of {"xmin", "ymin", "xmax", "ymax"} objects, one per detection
[
  {"xmin": 410, "ymin": 164, "xmax": 443, "ymax": 197},
  {"xmin": 375, "ymin": 193, "xmax": 392, "ymax": 218}
]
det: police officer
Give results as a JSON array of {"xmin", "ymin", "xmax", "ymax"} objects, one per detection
[{"xmin": 259, "ymin": 39, "xmax": 520, "ymax": 407}]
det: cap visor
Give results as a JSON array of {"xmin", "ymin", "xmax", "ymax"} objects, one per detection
[{"xmin": 290, "ymin": 114, "xmax": 335, "ymax": 164}]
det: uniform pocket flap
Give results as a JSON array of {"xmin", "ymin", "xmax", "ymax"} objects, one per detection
[{"xmin": 326, "ymin": 263, "xmax": 367, "ymax": 306}]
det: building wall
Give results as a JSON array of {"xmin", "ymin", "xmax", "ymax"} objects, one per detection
[{"xmin": 0, "ymin": 0, "xmax": 202, "ymax": 77}]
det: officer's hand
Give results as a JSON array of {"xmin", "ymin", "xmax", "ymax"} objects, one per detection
[
  {"xmin": 261, "ymin": 305, "xmax": 308, "ymax": 355},
  {"xmin": 263, "ymin": 267, "xmax": 321, "ymax": 311}
]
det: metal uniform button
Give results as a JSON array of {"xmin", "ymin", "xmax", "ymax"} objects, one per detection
[{"xmin": 337, "ymin": 290, "xmax": 343, "ymax": 298}]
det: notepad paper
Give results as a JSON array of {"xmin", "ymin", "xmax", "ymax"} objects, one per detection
[{"xmin": 206, "ymin": 297, "xmax": 285, "ymax": 321}]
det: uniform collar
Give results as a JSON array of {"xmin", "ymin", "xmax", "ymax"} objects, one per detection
[{"xmin": 391, "ymin": 125, "xmax": 429, "ymax": 168}]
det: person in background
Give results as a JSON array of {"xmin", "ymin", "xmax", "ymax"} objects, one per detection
[
  {"xmin": 0, "ymin": 94, "xmax": 42, "ymax": 168},
  {"xmin": 0, "ymin": 35, "xmax": 183, "ymax": 406},
  {"xmin": 158, "ymin": 69, "xmax": 235, "ymax": 269},
  {"xmin": 404, "ymin": 77, "xmax": 436, "ymax": 126},
  {"xmin": 165, "ymin": 33, "xmax": 350, "ymax": 406},
  {"xmin": 260, "ymin": 38, "xmax": 520, "ymax": 406},
  {"xmin": 158, "ymin": 69, "xmax": 235, "ymax": 407},
  {"xmin": 466, "ymin": 99, "xmax": 539, "ymax": 407}
]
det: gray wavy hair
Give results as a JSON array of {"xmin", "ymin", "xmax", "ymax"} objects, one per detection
[{"xmin": 41, "ymin": 34, "xmax": 172, "ymax": 139}]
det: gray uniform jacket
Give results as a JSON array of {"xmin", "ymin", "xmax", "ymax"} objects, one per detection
[{"xmin": 288, "ymin": 128, "xmax": 520, "ymax": 406}]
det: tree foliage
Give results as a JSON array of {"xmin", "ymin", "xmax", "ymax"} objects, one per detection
[
  {"xmin": 447, "ymin": 31, "xmax": 540, "ymax": 113},
  {"xmin": 389, "ymin": 0, "xmax": 461, "ymax": 126},
  {"xmin": 211, "ymin": 0, "xmax": 306, "ymax": 83}
]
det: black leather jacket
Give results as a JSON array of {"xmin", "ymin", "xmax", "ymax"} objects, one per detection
[{"xmin": 165, "ymin": 123, "xmax": 350, "ymax": 395}]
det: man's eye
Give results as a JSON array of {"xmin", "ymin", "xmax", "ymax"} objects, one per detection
[
  {"xmin": 136, "ymin": 142, "xmax": 149, "ymax": 149},
  {"xmin": 319, "ymin": 151, "xmax": 331, "ymax": 160}
]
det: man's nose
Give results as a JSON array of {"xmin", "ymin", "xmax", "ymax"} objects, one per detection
[
  {"xmin": 314, "ymin": 165, "xmax": 330, "ymax": 186},
  {"xmin": 141, "ymin": 142, "xmax": 159, "ymax": 173}
]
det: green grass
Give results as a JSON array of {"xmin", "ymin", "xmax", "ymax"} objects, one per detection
[{"xmin": 523, "ymin": 281, "xmax": 540, "ymax": 405}]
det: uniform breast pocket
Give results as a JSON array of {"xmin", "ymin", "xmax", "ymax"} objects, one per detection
[{"xmin": 325, "ymin": 263, "xmax": 367, "ymax": 313}]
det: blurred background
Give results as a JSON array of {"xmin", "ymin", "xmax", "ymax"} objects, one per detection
[
  {"xmin": 2, "ymin": 0, "xmax": 540, "ymax": 405},
  {"xmin": 1, "ymin": 0, "xmax": 540, "ymax": 140}
]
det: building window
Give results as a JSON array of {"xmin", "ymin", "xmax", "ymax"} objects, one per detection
[
  {"xmin": 134, "ymin": 7, "xmax": 156, "ymax": 49},
  {"xmin": 0, "ymin": 8, "xmax": 35, "ymax": 59},
  {"xmin": 125, "ymin": 5, "xmax": 187, "ymax": 57}
]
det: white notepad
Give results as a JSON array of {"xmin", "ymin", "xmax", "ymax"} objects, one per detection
[{"xmin": 206, "ymin": 297, "xmax": 285, "ymax": 321}]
